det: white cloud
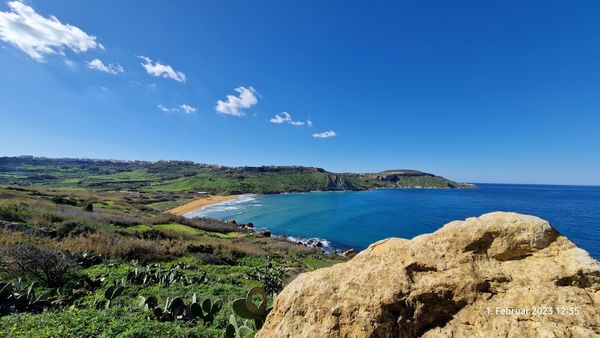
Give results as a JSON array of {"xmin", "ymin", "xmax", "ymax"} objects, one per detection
[
  {"xmin": 269, "ymin": 112, "xmax": 310, "ymax": 126},
  {"xmin": 312, "ymin": 130, "xmax": 336, "ymax": 138},
  {"xmin": 306, "ymin": 119, "xmax": 313, "ymax": 127},
  {"xmin": 179, "ymin": 104, "xmax": 197, "ymax": 114},
  {"xmin": 158, "ymin": 104, "xmax": 197, "ymax": 114},
  {"xmin": 216, "ymin": 86, "xmax": 258, "ymax": 116},
  {"xmin": 86, "ymin": 58, "xmax": 123, "ymax": 74},
  {"xmin": 0, "ymin": 1, "xmax": 102, "ymax": 61},
  {"xmin": 63, "ymin": 58, "xmax": 74, "ymax": 66},
  {"xmin": 138, "ymin": 55, "xmax": 186, "ymax": 83},
  {"xmin": 158, "ymin": 104, "xmax": 172, "ymax": 112},
  {"xmin": 269, "ymin": 112, "xmax": 292, "ymax": 124}
]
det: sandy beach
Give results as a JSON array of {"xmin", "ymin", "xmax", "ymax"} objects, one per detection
[{"xmin": 168, "ymin": 195, "xmax": 240, "ymax": 216}]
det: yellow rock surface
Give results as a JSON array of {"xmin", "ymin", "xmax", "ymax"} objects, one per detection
[{"xmin": 258, "ymin": 212, "xmax": 600, "ymax": 338}]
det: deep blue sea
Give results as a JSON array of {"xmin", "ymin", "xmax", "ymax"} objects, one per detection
[{"xmin": 187, "ymin": 184, "xmax": 600, "ymax": 259}]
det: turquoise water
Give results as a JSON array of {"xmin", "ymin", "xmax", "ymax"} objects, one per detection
[{"xmin": 187, "ymin": 184, "xmax": 600, "ymax": 259}]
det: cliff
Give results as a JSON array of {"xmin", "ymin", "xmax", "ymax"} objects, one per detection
[{"xmin": 258, "ymin": 212, "xmax": 600, "ymax": 337}]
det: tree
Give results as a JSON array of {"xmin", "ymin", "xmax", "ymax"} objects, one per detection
[{"xmin": 0, "ymin": 243, "xmax": 76, "ymax": 287}]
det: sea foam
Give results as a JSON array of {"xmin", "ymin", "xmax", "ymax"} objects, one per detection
[{"xmin": 186, "ymin": 194, "xmax": 257, "ymax": 217}]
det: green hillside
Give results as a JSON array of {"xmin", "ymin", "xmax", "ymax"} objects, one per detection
[
  {"xmin": 0, "ymin": 185, "xmax": 340, "ymax": 337},
  {"xmin": 0, "ymin": 156, "xmax": 471, "ymax": 194}
]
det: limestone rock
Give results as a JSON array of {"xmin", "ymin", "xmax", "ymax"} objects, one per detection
[
  {"xmin": 341, "ymin": 248, "xmax": 356, "ymax": 258},
  {"xmin": 257, "ymin": 212, "xmax": 600, "ymax": 338},
  {"xmin": 259, "ymin": 231, "xmax": 271, "ymax": 237}
]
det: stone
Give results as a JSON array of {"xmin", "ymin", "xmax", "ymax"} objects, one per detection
[
  {"xmin": 257, "ymin": 212, "xmax": 600, "ymax": 338},
  {"xmin": 341, "ymin": 248, "xmax": 356, "ymax": 257}
]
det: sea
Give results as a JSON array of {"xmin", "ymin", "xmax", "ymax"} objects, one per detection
[{"xmin": 186, "ymin": 184, "xmax": 600, "ymax": 259}]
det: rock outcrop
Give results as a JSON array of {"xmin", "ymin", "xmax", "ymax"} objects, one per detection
[
  {"xmin": 325, "ymin": 174, "xmax": 358, "ymax": 191},
  {"xmin": 257, "ymin": 212, "xmax": 600, "ymax": 338}
]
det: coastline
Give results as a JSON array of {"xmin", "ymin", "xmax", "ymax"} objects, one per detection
[
  {"xmin": 170, "ymin": 187, "xmax": 477, "ymax": 255},
  {"xmin": 168, "ymin": 184, "xmax": 479, "ymax": 255},
  {"xmin": 167, "ymin": 194, "xmax": 241, "ymax": 216},
  {"xmin": 173, "ymin": 192, "xmax": 342, "ymax": 254},
  {"xmin": 172, "ymin": 188, "xmax": 463, "ymax": 254}
]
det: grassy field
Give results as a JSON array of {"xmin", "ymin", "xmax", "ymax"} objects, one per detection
[{"xmin": 0, "ymin": 185, "xmax": 342, "ymax": 337}]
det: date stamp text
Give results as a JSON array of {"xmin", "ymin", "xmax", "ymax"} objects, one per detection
[{"xmin": 485, "ymin": 306, "xmax": 580, "ymax": 316}]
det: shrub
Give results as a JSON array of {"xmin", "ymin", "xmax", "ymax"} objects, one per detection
[
  {"xmin": 0, "ymin": 202, "xmax": 29, "ymax": 223},
  {"xmin": 56, "ymin": 221, "xmax": 97, "ymax": 238},
  {"xmin": 60, "ymin": 232, "xmax": 170, "ymax": 262},
  {"xmin": 0, "ymin": 243, "xmax": 76, "ymax": 287},
  {"xmin": 0, "ymin": 229, "xmax": 45, "ymax": 246},
  {"xmin": 51, "ymin": 196, "xmax": 79, "ymax": 206},
  {"xmin": 194, "ymin": 253, "xmax": 230, "ymax": 266},
  {"xmin": 248, "ymin": 261, "xmax": 286, "ymax": 294}
]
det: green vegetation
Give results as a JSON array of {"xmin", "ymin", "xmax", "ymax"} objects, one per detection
[
  {"xmin": 0, "ymin": 156, "xmax": 469, "ymax": 195},
  {"xmin": 0, "ymin": 156, "xmax": 470, "ymax": 336},
  {"xmin": 231, "ymin": 287, "xmax": 271, "ymax": 330},
  {"xmin": 0, "ymin": 185, "xmax": 343, "ymax": 337},
  {"xmin": 224, "ymin": 314, "xmax": 255, "ymax": 338},
  {"xmin": 155, "ymin": 222, "xmax": 204, "ymax": 235},
  {"xmin": 140, "ymin": 293, "xmax": 222, "ymax": 325}
]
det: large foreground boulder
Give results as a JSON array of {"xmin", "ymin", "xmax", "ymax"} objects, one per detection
[{"xmin": 257, "ymin": 212, "xmax": 600, "ymax": 337}]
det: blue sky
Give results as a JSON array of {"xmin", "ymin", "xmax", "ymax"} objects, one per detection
[{"xmin": 1, "ymin": 1, "xmax": 599, "ymax": 185}]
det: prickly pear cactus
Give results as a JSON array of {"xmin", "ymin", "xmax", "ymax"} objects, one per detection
[{"xmin": 231, "ymin": 287, "xmax": 271, "ymax": 330}]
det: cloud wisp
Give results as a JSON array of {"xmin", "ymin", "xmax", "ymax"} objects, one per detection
[
  {"xmin": 0, "ymin": 1, "xmax": 102, "ymax": 61},
  {"xmin": 86, "ymin": 58, "xmax": 124, "ymax": 74},
  {"xmin": 158, "ymin": 104, "xmax": 197, "ymax": 114},
  {"xmin": 269, "ymin": 112, "xmax": 292, "ymax": 124},
  {"xmin": 179, "ymin": 104, "xmax": 197, "ymax": 114},
  {"xmin": 216, "ymin": 86, "xmax": 258, "ymax": 116},
  {"xmin": 269, "ymin": 112, "xmax": 311, "ymax": 126},
  {"xmin": 312, "ymin": 130, "xmax": 336, "ymax": 138},
  {"xmin": 138, "ymin": 56, "xmax": 186, "ymax": 83}
]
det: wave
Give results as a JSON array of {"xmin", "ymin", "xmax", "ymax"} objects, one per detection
[
  {"xmin": 186, "ymin": 194, "xmax": 258, "ymax": 218},
  {"xmin": 278, "ymin": 235, "xmax": 335, "ymax": 253},
  {"xmin": 221, "ymin": 194, "xmax": 257, "ymax": 205},
  {"xmin": 185, "ymin": 195, "xmax": 342, "ymax": 254}
]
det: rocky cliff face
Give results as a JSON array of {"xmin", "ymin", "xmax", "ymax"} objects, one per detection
[
  {"xmin": 258, "ymin": 212, "xmax": 600, "ymax": 338},
  {"xmin": 325, "ymin": 174, "xmax": 358, "ymax": 191}
]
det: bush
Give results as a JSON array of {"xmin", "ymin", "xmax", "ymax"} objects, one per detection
[
  {"xmin": 248, "ymin": 261, "xmax": 286, "ymax": 294},
  {"xmin": 51, "ymin": 196, "xmax": 79, "ymax": 206},
  {"xmin": 84, "ymin": 202, "xmax": 94, "ymax": 212},
  {"xmin": 56, "ymin": 221, "xmax": 97, "ymax": 238},
  {"xmin": 0, "ymin": 202, "xmax": 29, "ymax": 223},
  {"xmin": 0, "ymin": 243, "xmax": 76, "ymax": 287},
  {"xmin": 60, "ymin": 232, "xmax": 173, "ymax": 262}
]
